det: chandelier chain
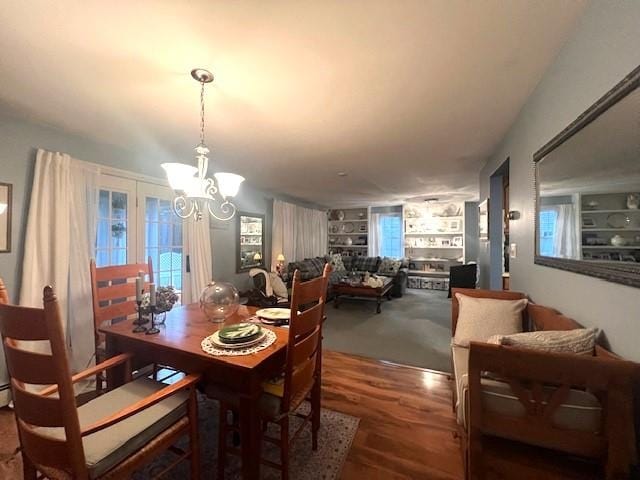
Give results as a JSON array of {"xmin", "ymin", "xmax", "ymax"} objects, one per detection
[{"xmin": 199, "ymin": 80, "xmax": 206, "ymax": 146}]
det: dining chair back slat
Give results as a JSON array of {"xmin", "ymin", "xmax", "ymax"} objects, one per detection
[
  {"xmin": 3, "ymin": 343, "xmax": 57, "ymax": 385},
  {"xmin": 0, "ymin": 278, "xmax": 8, "ymax": 304},
  {"xmin": 11, "ymin": 381, "xmax": 65, "ymax": 427},
  {"xmin": 0, "ymin": 286, "xmax": 88, "ymax": 477},
  {"xmin": 282, "ymin": 265, "xmax": 330, "ymax": 413}
]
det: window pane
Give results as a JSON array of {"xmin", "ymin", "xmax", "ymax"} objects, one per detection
[
  {"xmin": 172, "ymin": 271, "xmax": 182, "ymax": 290},
  {"xmin": 159, "ymin": 271, "xmax": 171, "ymax": 286},
  {"xmin": 171, "ymin": 248, "xmax": 182, "ymax": 270},
  {"xmin": 98, "ymin": 190, "xmax": 110, "ymax": 218},
  {"xmin": 111, "ymin": 248, "xmax": 127, "ymax": 265},
  {"xmin": 159, "ymin": 200, "xmax": 172, "ymax": 223},
  {"xmin": 146, "ymin": 197, "xmax": 158, "ymax": 222},
  {"xmin": 112, "ymin": 192, "xmax": 127, "ymax": 220},
  {"xmin": 159, "ymin": 223, "xmax": 172, "ymax": 247},
  {"xmin": 173, "ymin": 222, "xmax": 183, "ymax": 245},
  {"xmin": 111, "ymin": 221, "xmax": 127, "ymax": 248},
  {"xmin": 97, "ymin": 219, "xmax": 110, "ymax": 249},
  {"xmin": 159, "ymin": 248, "xmax": 172, "ymax": 272},
  {"xmin": 146, "ymin": 222, "xmax": 158, "ymax": 248},
  {"xmin": 96, "ymin": 249, "xmax": 109, "ymax": 267},
  {"xmin": 146, "ymin": 247, "xmax": 159, "ymax": 273}
]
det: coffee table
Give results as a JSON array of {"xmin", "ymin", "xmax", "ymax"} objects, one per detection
[{"xmin": 333, "ymin": 276, "xmax": 394, "ymax": 313}]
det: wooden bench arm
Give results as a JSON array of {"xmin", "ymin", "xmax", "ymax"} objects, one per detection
[
  {"xmin": 81, "ymin": 373, "xmax": 201, "ymax": 436},
  {"xmin": 39, "ymin": 353, "xmax": 134, "ymax": 397}
]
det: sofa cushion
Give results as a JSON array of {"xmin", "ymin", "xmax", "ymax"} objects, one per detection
[
  {"xmin": 329, "ymin": 254, "xmax": 346, "ymax": 273},
  {"xmin": 458, "ymin": 374, "xmax": 602, "ymax": 434},
  {"xmin": 352, "ymin": 256, "xmax": 380, "ymax": 272},
  {"xmin": 378, "ymin": 257, "xmax": 401, "ymax": 275},
  {"xmin": 341, "ymin": 255, "xmax": 354, "ymax": 271},
  {"xmin": 453, "ymin": 293, "xmax": 527, "ymax": 347},
  {"xmin": 488, "ymin": 328, "xmax": 598, "ymax": 355},
  {"xmin": 37, "ymin": 378, "xmax": 187, "ymax": 478},
  {"xmin": 452, "ymin": 344, "xmax": 470, "ymax": 425}
]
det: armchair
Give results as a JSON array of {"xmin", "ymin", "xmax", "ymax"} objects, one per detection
[{"xmin": 0, "ymin": 285, "xmax": 201, "ymax": 479}]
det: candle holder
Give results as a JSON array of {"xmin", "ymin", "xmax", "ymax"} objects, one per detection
[
  {"xmin": 132, "ymin": 300, "xmax": 148, "ymax": 333},
  {"xmin": 145, "ymin": 305, "xmax": 160, "ymax": 335}
]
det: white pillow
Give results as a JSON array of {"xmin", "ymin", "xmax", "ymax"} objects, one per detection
[
  {"xmin": 269, "ymin": 272, "xmax": 289, "ymax": 299},
  {"xmin": 487, "ymin": 328, "xmax": 598, "ymax": 355},
  {"xmin": 453, "ymin": 293, "xmax": 528, "ymax": 347}
]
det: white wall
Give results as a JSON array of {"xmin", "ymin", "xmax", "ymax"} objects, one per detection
[{"xmin": 479, "ymin": 1, "xmax": 640, "ymax": 360}]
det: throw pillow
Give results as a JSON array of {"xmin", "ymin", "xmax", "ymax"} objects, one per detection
[
  {"xmin": 329, "ymin": 254, "xmax": 346, "ymax": 272},
  {"xmin": 487, "ymin": 328, "xmax": 598, "ymax": 355},
  {"xmin": 453, "ymin": 293, "xmax": 528, "ymax": 347},
  {"xmin": 353, "ymin": 256, "xmax": 380, "ymax": 272},
  {"xmin": 378, "ymin": 257, "xmax": 401, "ymax": 275},
  {"xmin": 269, "ymin": 272, "xmax": 289, "ymax": 299}
]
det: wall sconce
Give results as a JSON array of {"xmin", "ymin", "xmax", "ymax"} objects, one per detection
[
  {"xmin": 508, "ymin": 210, "xmax": 520, "ymax": 220},
  {"xmin": 276, "ymin": 253, "xmax": 286, "ymax": 275}
]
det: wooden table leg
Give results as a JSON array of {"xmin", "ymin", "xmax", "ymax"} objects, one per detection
[
  {"xmin": 239, "ymin": 385, "xmax": 262, "ymax": 479},
  {"xmin": 376, "ymin": 296, "xmax": 382, "ymax": 314},
  {"xmin": 105, "ymin": 335, "xmax": 127, "ymax": 389}
]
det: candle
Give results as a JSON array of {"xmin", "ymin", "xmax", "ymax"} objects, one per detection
[
  {"xmin": 135, "ymin": 277, "xmax": 143, "ymax": 302},
  {"xmin": 149, "ymin": 283, "xmax": 156, "ymax": 306}
]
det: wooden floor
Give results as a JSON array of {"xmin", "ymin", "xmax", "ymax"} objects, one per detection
[
  {"xmin": 0, "ymin": 350, "xmax": 608, "ymax": 479},
  {"xmin": 323, "ymin": 351, "xmax": 463, "ymax": 479}
]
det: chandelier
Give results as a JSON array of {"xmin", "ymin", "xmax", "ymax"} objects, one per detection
[{"xmin": 161, "ymin": 69, "xmax": 244, "ymax": 221}]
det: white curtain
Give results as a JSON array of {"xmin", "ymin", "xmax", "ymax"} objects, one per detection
[
  {"xmin": 183, "ymin": 213, "xmax": 213, "ymax": 303},
  {"xmin": 368, "ymin": 213, "xmax": 383, "ymax": 257},
  {"xmin": 272, "ymin": 199, "xmax": 327, "ymax": 269},
  {"xmin": 19, "ymin": 149, "xmax": 99, "ymax": 372},
  {"xmin": 552, "ymin": 204, "xmax": 579, "ymax": 259}
]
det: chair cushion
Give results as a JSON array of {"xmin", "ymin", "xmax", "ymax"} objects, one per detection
[
  {"xmin": 451, "ymin": 345, "xmax": 470, "ymax": 426},
  {"xmin": 453, "ymin": 294, "xmax": 527, "ymax": 347},
  {"xmin": 262, "ymin": 375, "xmax": 285, "ymax": 398},
  {"xmin": 487, "ymin": 328, "xmax": 598, "ymax": 355},
  {"xmin": 37, "ymin": 378, "xmax": 187, "ymax": 479},
  {"xmin": 378, "ymin": 257, "xmax": 401, "ymax": 275}
]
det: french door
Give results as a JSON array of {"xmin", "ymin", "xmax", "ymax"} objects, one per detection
[{"xmin": 95, "ymin": 175, "xmax": 188, "ymax": 301}]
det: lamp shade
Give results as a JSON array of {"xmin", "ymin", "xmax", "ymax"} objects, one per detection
[
  {"xmin": 276, "ymin": 254, "xmax": 285, "ymax": 262},
  {"xmin": 214, "ymin": 172, "xmax": 245, "ymax": 198},
  {"xmin": 253, "ymin": 252, "xmax": 262, "ymax": 261},
  {"xmin": 161, "ymin": 163, "xmax": 198, "ymax": 191}
]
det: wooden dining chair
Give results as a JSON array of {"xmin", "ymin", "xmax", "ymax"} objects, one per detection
[
  {"xmin": 216, "ymin": 263, "xmax": 331, "ymax": 480},
  {"xmin": 0, "ymin": 285, "xmax": 201, "ymax": 479},
  {"xmin": 90, "ymin": 257, "xmax": 155, "ymax": 390}
]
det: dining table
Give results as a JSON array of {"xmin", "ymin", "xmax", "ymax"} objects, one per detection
[{"xmin": 99, "ymin": 303, "xmax": 289, "ymax": 480}]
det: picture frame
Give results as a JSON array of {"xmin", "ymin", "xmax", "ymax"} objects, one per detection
[
  {"xmin": 440, "ymin": 238, "xmax": 451, "ymax": 247},
  {"xmin": 452, "ymin": 236, "xmax": 463, "ymax": 247},
  {"xmin": 0, "ymin": 183, "xmax": 12, "ymax": 253},
  {"xmin": 478, "ymin": 199, "xmax": 489, "ymax": 241},
  {"xmin": 582, "ymin": 217, "xmax": 596, "ymax": 228}
]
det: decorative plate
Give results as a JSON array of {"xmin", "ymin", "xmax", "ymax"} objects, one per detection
[
  {"xmin": 218, "ymin": 323, "xmax": 262, "ymax": 344},
  {"xmin": 330, "ymin": 225, "xmax": 339, "ymax": 233},
  {"xmin": 209, "ymin": 329, "xmax": 267, "ymax": 349},
  {"xmin": 606, "ymin": 213, "xmax": 631, "ymax": 229},
  {"xmin": 343, "ymin": 222, "xmax": 355, "ymax": 233},
  {"xmin": 256, "ymin": 308, "xmax": 292, "ymax": 321}
]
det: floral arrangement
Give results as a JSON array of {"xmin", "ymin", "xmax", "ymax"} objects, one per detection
[{"xmin": 140, "ymin": 286, "xmax": 180, "ymax": 314}]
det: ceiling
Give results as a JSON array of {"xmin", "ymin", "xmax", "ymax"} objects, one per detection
[{"xmin": 0, "ymin": 1, "xmax": 586, "ymax": 207}]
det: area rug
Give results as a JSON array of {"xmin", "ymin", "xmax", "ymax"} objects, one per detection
[
  {"xmin": 134, "ymin": 396, "xmax": 359, "ymax": 479},
  {"xmin": 323, "ymin": 288, "xmax": 453, "ymax": 372}
]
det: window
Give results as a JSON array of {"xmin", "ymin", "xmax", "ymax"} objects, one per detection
[
  {"xmin": 379, "ymin": 214, "xmax": 403, "ymax": 258},
  {"xmin": 539, "ymin": 209, "xmax": 558, "ymax": 256},
  {"xmin": 95, "ymin": 175, "xmax": 187, "ymax": 301}
]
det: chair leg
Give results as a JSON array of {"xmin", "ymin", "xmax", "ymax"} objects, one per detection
[
  {"xmin": 217, "ymin": 402, "xmax": 228, "ymax": 480},
  {"xmin": 189, "ymin": 390, "xmax": 201, "ymax": 480},
  {"xmin": 279, "ymin": 417, "xmax": 290, "ymax": 480},
  {"xmin": 311, "ymin": 379, "xmax": 321, "ymax": 451},
  {"xmin": 22, "ymin": 455, "xmax": 37, "ymax": 480}
]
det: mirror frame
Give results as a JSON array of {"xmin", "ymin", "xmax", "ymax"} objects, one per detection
[
  {"xmin": 0, "ymin": 182, "xmax": 12, "ymax": 253},
  {"xmin": 236, "ymin": 211, "xmax": 266, "ymax": 273},
  {"xmin": 533, "ymin": 65, "xmax": 640, "ymax": 288}
]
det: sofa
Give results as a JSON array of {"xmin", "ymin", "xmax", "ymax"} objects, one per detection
[
  {"xmin": 450, "ymin": 288, "xmax": 639, "ymax": 479},
  {"xmin": 282, "ymin": 255, "xmax": 408, "ymax": 298}
]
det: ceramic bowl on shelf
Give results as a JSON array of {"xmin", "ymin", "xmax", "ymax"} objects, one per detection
[{"xmin": 611, "ymin": 235, "xmax": 627, "ymax": 247}]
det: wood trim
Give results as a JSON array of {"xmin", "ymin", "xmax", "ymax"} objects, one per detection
[{"xmin": 0, "ymin": 182, "xmax": 12, "ymax": 253}]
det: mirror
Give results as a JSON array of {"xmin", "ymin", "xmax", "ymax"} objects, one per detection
[
  {"xmin": 0, "ymin": 183, "xmax": 12, "ymax": 253},
  {"xmin": 237, "ymin": 212, "xmax": 265, "ymax": 272},
  {"xmin": 534, "ymin": 66, "xmax": 640, "ymax": 288}
]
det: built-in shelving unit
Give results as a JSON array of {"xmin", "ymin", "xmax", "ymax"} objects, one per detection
[
  {"xmin": 579, "ymin": 192, "xmax": 640, "ymax": 263},
  {"xmin": 403, "ymin": 202, "xmax": 465, "ymax": 288},
  {"xmin": 328, "ymin": 207, "xmax": 369, "ymax": 257}
]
